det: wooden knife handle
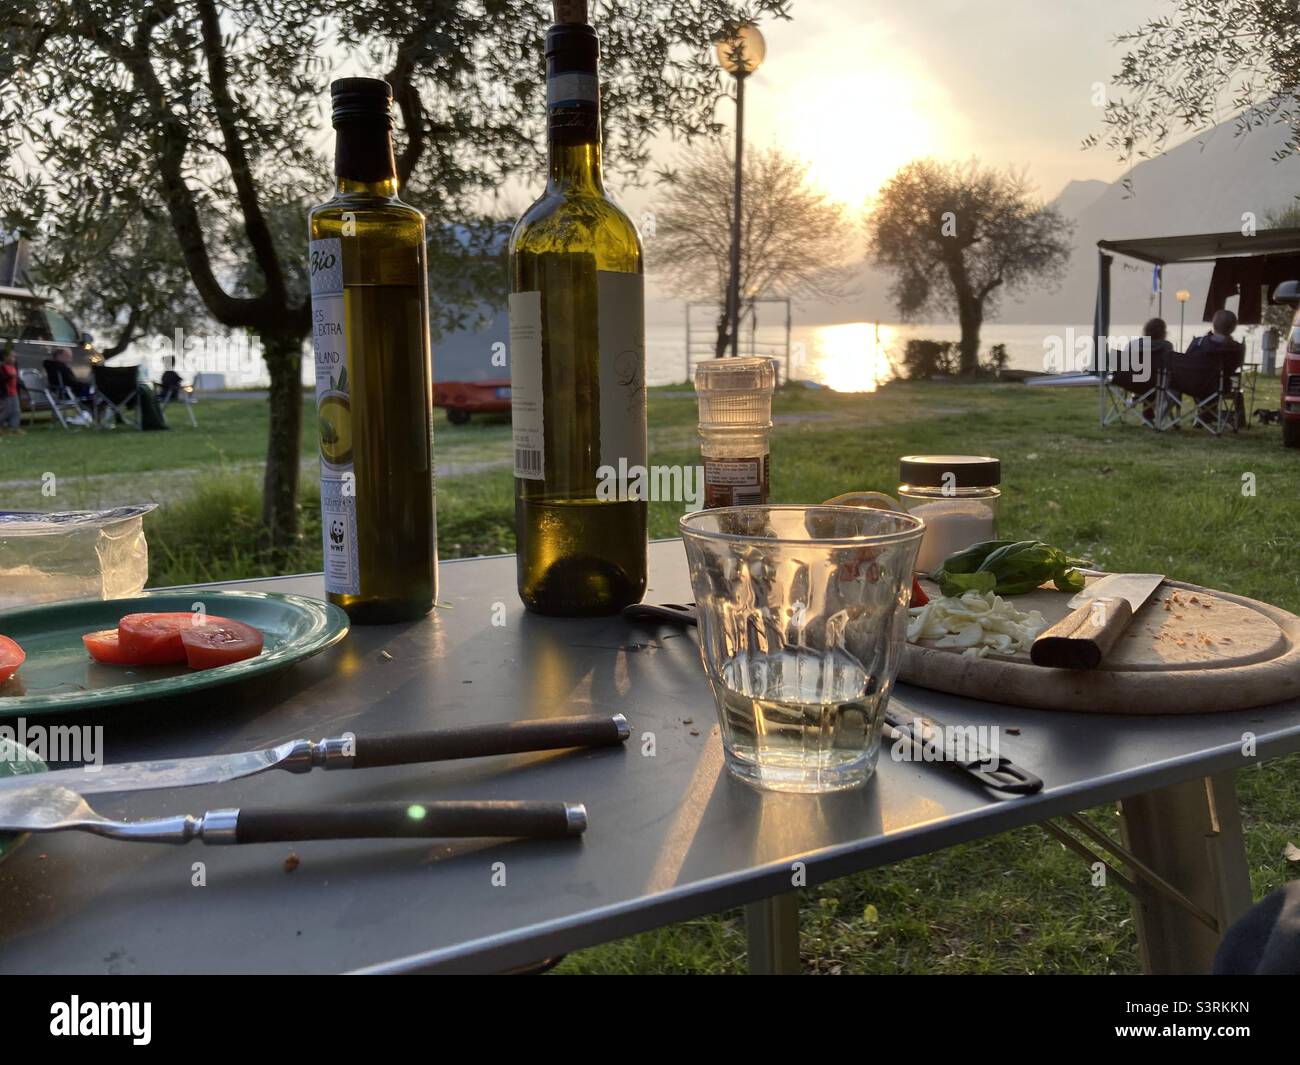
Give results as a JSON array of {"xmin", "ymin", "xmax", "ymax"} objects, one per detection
[{"xmin": 1030, "ymin": 595, "xmax": 1133, "ymax": 670}]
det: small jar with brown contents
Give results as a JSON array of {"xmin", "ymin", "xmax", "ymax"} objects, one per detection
[{"xmin": 695, "ymin": 357, "xmax": 777, "ymax": 508}]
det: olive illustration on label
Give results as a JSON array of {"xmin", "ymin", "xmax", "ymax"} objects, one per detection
[{"xmin": 318, "ymin": 385, "xmax": 353, "ymax": 468}]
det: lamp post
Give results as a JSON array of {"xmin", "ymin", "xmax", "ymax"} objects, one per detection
[
  {"xmin": 714, "ymin": 23, "xmax": 765, "ymax": 358},
  {"xmin": 1176, "ymin": 289, "xmax": 1191, "ymax": 351}
]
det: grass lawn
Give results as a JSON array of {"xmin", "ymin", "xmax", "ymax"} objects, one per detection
[{"xmin": 1, "ymin": 379, "xmax": 1296, "ymax": 973}]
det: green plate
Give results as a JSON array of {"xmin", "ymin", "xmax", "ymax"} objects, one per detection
[
  {"xmin": 0, "ymin": 590, "xmax": 349, "ymax": 717},
  {"xmin": 0, "ymin": 742, "xmax": 47, "ymax": 861}
]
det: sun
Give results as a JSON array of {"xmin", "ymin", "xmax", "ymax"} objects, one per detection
[{"xmin": 775, "ymin": 68, "xmax": 943, "ymax": 208}]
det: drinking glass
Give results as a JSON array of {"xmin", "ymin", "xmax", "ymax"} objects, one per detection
[{"xmin": 680, "ymin": 504, "xmax": 924, "ymax": 793}]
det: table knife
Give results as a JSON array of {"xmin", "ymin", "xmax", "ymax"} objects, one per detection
[
  {"xmin": 0, "ymin": 713, "xmax": 629, "ymax": 797},
  {"xmin": 0, "ymin": 785, "xmax": 587, "ymax": 844},
  {"xmin": 881, "ymin": 707, "xmax": 1042, "ymax": 795},
  {"xmin": 1029, "ymin": 572, "xmax": 1164, "ymax": 670}
]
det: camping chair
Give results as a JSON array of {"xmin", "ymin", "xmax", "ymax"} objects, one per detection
[
  {"xmin": 156, "ymin": 377, "xmax": 198, "ymax": 427},
  {"xmin": 1170, "ymin": 351, "xmax": 1246, "ymax": 435},
  {"xmin": 18, "ymin": 367, "xmax": 88, "ymax": 430},
  {"xmin": 91, "ymin": 364, "xmax": 142, "ymax": 430},
  {"xmin": 1099, "ymin": 346, "xmax": 1180, "ymax": 430}
]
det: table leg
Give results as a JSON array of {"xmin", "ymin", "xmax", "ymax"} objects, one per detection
[
  {"xmin": 1118, "ymin": 772, "xmax": 1253, "ymax": 975},
  {"xmin": 745, "ymin": 894, "xmax": 801, "ymax": 974}
]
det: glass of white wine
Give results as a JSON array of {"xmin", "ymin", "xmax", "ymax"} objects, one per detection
[{"xmin": 680, "ymin": 505, "xmax": 924, "ymax": 794}]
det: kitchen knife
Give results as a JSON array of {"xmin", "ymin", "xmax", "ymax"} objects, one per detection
[
  {"xmin": 0, "ymin": 785, "xmax": 587, "ymax": 843},
  {"xmin": 0, "ymin": 713, "xmax": 629, "ymax": 797},
  {"xmin": 1029, "ymin": 572, "xmax": 1164, "ymax": 670}
]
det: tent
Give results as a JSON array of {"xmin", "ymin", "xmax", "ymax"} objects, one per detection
[{"xmin": 1092, "ymin": 227, "xmax": 1300, "ymax": 364}]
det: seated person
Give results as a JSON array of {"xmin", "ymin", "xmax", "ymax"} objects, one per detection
[
  {"xmin": 44, "ymin": 347, "xmax": 92, "ymax": 400},
  {"xmin": 1173, "ymin": 309, "xmax": 1245, "ymax": 424},
  {"xmin": 156, "ymin": 356, "xmax": 183, "ymax": 403},
  {"xmin": 1113, "ymin": 318, "xmax": 1175, "ymax": 422}
]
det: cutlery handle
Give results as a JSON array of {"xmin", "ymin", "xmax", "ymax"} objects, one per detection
[
  {"xmin": 346, "ymin": 714, "xmax": 629, "ymax": 770},
  {"xmin": 621, "ymin": 602, "xmax": 698, "ymax": 628},
  {"xmin": 1030, "ymin": 595, "xmax": 1133, "ymax": 670},
  {"xmin": 218, "ymin": 800, "xmax": 587, "ymax": 844}
]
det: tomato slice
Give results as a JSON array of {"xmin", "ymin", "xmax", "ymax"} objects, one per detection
[
  {"xmin": 117, "ymin": 612, "xmax": 235, "ymax": 666},
  {"xmin": 82, "ymin": 628, "xmax": 138, "ymax": 665},
  {"xmin": 910, "ymin": 576, "xmax": 929, "ymax": 608},
  {"xmin": 0, "ymin": 634, "xmax": 25, "ymax": 681},
  {"xmin": 179, "ymin": 619, "xmax": 264, "ymax": 670}
]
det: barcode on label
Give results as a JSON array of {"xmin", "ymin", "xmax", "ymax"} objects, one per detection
[
  {"xmin": 733, "ymin": 488, "xmax": 763, "ymax": 505},
  {"xmin": 515, "ymin": 448, "xmax": 543, "ymax": 477}
]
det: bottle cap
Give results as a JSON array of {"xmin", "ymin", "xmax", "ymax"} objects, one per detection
[
  {"xmin": 553, "ymin": 0, "xmax": 588, "ymax": 23},
  {"xmin": 695, "ymin": 356, "xmax": 777, "ymax": 429},
  {"xmin": 899, "ymin": 454, "xmax": 1001, "ymax": 488},
  {"xmin": 331, "ymin": 78, "xmax": 393, "ymax": 128}
]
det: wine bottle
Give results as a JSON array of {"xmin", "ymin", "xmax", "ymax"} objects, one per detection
[
  {"xmin": 307, "ymin": 78, "xmax": 438, "ymax": 624},
  {"xmin": 509, "ymin": 1, "xmax": 648, "ymax": 616}
]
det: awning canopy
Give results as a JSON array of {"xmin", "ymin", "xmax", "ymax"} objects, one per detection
[
  {"xmin": 1092, "ymin": 227, "xmax": 1300, "ymax": 367},
  {"xmin": 1097, "ymin": 227, "xmax": 1300, "ymax": 266}
]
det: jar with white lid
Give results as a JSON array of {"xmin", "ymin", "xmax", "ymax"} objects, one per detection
[{"xmin": 897, "ymin": 454, "xmax": 1001, "ymax": 575}]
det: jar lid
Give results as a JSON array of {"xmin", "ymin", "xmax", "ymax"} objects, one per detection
[{"xmin": 899, "ymin": 454, "xmax": 1001, "ymax": 488}]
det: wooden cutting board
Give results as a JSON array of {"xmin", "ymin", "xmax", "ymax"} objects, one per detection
[{"xmin": 899, "ymin": 574, "xmax": 1300, "ymax": 714}]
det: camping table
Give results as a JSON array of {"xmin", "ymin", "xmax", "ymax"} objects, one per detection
[{"xmin": 1, "ymin": 539, "xmax": 1297, "ymax": 975}]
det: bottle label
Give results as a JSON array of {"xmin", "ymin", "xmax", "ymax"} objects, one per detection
[
  {"xmin": 704, "ymin": 455, "xmax": 770, "ymax": 508},
  {"xmin": 508, "ymin": 273, "xmax": 646, "ymax": 484},
  {"xmin": 597, "ymin": 271, "xmax": 646, "ymax": 473},
  {"xmin": 309, "ymin": 237, "xmax": 360, "ymax": 595},
  {"xmin": 508, "ymin": 290, "xmax": 545, "ymax": 480},
  {"xmin": 547, "ymin": 73, "xmax": 597, "ymax": 108}
]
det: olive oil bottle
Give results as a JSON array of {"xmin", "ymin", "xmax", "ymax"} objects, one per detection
[
  {"xmin": 509, "ymin": 1, "xmax": 648, "ymax": 615},
  {"xmin": 308, "ymin": 78, "xmax": 437, "ymax": 623}
]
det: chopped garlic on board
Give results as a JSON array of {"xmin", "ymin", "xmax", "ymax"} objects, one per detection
[{"xmin": 907, "ymin": 590, "xmax": 1049, "ymax": 658}]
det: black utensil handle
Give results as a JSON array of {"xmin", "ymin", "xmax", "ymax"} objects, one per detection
[
  {"xmin": 349, "ymin": 714, "xmax": 629, "ymax": 770},
  {"xmin": 621, "ymin": 602, "xmax": 698, "ymax": 628},
  {"xmin": 232, "ymin": 800, "xmax": 586, "ymax": 843}
]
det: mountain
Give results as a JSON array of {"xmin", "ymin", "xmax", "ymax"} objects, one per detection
[
  {"xmin": 1050, "ymin": 179, "xmax": 1109, "ymax": 222},
  {"xmin": 1008, "ymin": 117, "xmax": 1300, "ymax": 325}
]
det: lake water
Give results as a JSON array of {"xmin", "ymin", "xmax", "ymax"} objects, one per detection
[{"xmin": 155, "ymin": 317, "xmax": 1268, "ymax": 394}]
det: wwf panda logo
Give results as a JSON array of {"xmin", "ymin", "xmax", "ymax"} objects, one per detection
[{"xmin": 329, "ymin": 520, "xmax": 346, "ymax": 547}]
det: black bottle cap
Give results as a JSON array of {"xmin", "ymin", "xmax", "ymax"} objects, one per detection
[
  {"xmin": 331, "ymin": 78, "xmax": 393, "ymax": 128},
  {"xmin": 899, "ymin": 454, "xmax": 1001, "ymax": 488}
]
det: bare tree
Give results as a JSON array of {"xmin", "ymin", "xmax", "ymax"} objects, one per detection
[
  {"xmin": 648, "ymin": 141, "xmax": 855, "ymax": 356},
  {"xmin": 0, "ymin": 0, "xmax": 791, "ymax": 553},
  {"xmin": 866, "ymin": 159, "xmax": 1073, "ymax": 376}
]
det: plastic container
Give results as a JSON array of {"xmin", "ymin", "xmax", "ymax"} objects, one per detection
[
  {"xmin": 695, "ymin": 356, "xmax": 777, "ymax": 508},
  {"xmin": 897, "ymin": 455, "xmax": 1001, "ymax": 574},
  {"xmin": 0, "ymin": 506, "xmax": 156, "ymax": 609}
]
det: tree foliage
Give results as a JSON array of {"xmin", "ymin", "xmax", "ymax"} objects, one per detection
[
  {"xmin": 647, "ymin": 140, "xmax": 854, "ymax": 355},
  {"xmin": 866, "ymin": 159, "xmax": 1072, "ymax": 375},
  {"xmin": 0, "ymin": 0, "xmax": 791, "ymax": 548},
  {"xmin": 1083, "ymin": 0, "xmax": 1300, "ymax": 169}
]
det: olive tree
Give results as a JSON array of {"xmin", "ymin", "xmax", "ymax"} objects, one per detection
[
  {"xmin": 866, "ymin": 159, "xmax": 1073, "ymax": 376},
  {"xmin": 0, "ymin": 0, "xmax": 790, "ymax": 551}
]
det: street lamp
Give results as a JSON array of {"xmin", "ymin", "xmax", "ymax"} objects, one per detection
[
  {"xmin": 1175, "ymin": 289, "xmax": 1191, "ymax": 351},
  {"xmin": 714, "ymin": 22, "xmax": 765, "ymax": 358}
]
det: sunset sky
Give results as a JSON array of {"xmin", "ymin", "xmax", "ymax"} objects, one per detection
[{"xmin": 645, "ymin": 0, "xmax": 1173, "ymax": 211}]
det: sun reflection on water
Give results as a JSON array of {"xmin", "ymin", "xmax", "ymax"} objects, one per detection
[{"xmin": 797, "ymin": 322, "xmax": 897, "ymax": 393}]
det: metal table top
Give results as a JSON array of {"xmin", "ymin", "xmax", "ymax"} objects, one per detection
[{"xmin": 1, "ymin": 540, "xmax": 1297, "ymax": 973}]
